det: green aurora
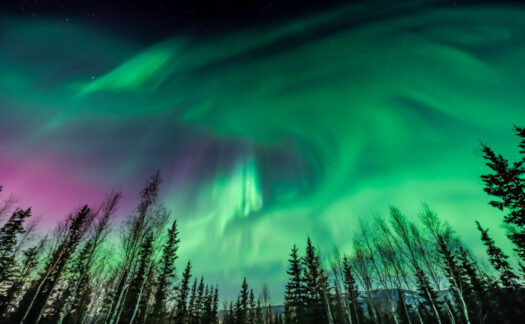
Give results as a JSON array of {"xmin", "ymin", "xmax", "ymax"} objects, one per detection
[{"xmin": 1, "ymin": 1, "xmax": 525, "ymax": 298}]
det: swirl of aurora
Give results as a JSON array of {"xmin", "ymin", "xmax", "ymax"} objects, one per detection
[{"xmin": 1, "ymin": 1, "xmax": 525, "ymax": 297}]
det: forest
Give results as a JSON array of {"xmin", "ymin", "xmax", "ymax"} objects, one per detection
[{"xmin": 0, "ymin": 126, "xmax": 524, "ymax": 324}]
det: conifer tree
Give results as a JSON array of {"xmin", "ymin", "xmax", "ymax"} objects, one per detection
[
  {"xmin": 188, "ymin": 277, "xmax": 198, "ymax": 323},
  {"xmin": 481, "ymin": 126, "xmax": 525, "ymax": 260},
  {"xmin": 68, "ymin": 270, "xmax": 93, "ymax": 324},
  {"xmin": 476, "ymin": 221, "xmax": 519, "ymax": 289},
  {"xmin": 248, "ymin": 289, "xmax": 256, "ymax": 324},
  {"xmin": 0, "ymin": 237, "xmax": 44, "ymax": 320},
  {"xmin": 226, "ymin": 301, "xmax": 234, "ymax": 324},
  {"xmin": 0, "ymin": 208, "xmax": 32, "ymax": 284},
  {"xmin": 457, "ymin": 246, "xmax": 495, "ymax": 323},
  {"xmin": 234, "ymin": 296, "xmax": 242, "ymax": 324},
  {"xmin": 151, "ymin": 219, "xmax": 180, "ymax": 323},
  {"xmin": 237, "ymin": 277, "xmax": 250, "ymax": 324},
  {"xmin": 332, "ymin": 281, "xmax": 346, "ymax": 324},
  {"xmin": 284, "ymin": 245, "xmax": 304, "ymax": 324},
  {"xmin": 0, "ymin": 186, "xmax": 17, "ymax": 223},
  {"xmin": 212, "ymin": 285, "xmax": 219, "ymax": 324},
  {"xmin": 256, "ymin": 298, "xmax": 264, "ymax": 324},
  {"xmin": 303, "ymin": 238, "xmax": 327, "ymax": 324},
  {"xmin": 174, "ymin": 261, "xmax": 192, "ymax": 324},
  {"xmin": 196, "ymin": 277, "xmax": 205, "ymax": 321}
]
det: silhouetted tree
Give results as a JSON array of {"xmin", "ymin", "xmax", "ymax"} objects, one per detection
[
  {"xmin": 342, "ymin": 256, "xmax": 363, "ymax": 324},
  {"xmin": 151, "ymin": 219, "xmax": 180, "ymax": 323},
  {"xmin": 18, "ymin": 205, "xmax": 91, "ymax": 324},
  {"xmin": 0, "ymin": 236, "xmax": 45, "ymax": 320},
  {"xmin": 107, "ymin": 172, "xmax": 162, "ymax": 324},
  {"xmin": 476, "ymin": 221, "xmax": 519, "ymax": 289},
  {"xmin": 481, "ymin": 126, "xmax": 525, "ymax": 260},
  {"xmin": 119, "ymin": 230, "xmax": 154, "ymax": 323},
  {"xmin": 284, "ymin": 245, "xmax": 304, "ymax": 324},
  {"xmin": 0, "ymin": 208, "xmax": 32, "ymax": 284},
  {"xmin": 303, "ymin": 237, "xmax": 328, "ymax": 324},
  {"xmin": 174, "ymin": 261, "xmax": 192, "ymax": 324},
  {"xmin": 237, "ymin": 277, "xmax": 250, "ymax": 324}
]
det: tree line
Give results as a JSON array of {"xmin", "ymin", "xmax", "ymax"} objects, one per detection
[
  {"xmin": 0, "ymin": 126, "xmax": 524, "ymax": 323},
  {"xmin": 0, "ymin": 172, "xmax": 219, "ymax": 324},
  {"xmin": 279, "ymin": 126, "xmax": 525, "ymax": 324}
]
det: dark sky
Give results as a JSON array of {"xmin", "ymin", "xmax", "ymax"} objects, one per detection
[
  {"xmin": 3, "ymin": 0, "xmax": 522, "ymax": 41},
  {"xmin": 1, "ymin": 0, "xmax": 353, "ymax": 39}
]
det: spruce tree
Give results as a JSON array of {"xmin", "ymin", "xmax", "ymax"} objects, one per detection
[
  {"xmin": 303, "ymin": 238, "xmax": 327, "ymax": 324},
  {"xmin": 212, "ymin": 286, "xmax": 219, "ymax": 324},
  {"xmin": 457, "ymin": 246, "xmax": 496, "ymax": 324},
  {"xmin": 196, "ymin": 277, "xmax": 205, "ymax": 321},
  {"xmin": 151, "ymin": 219, "xmax": 180, "ymax": 323},
  {"xmin": 67, "ymin": 270, "xmax": 93, "ymax": 324},
  {"xmin": 238, "ymin": 277, "xmax": 250, "ymax": 324},
  {"xmin": 284, "ymin": 245, "xmax": 304, "ymax": 324},
  {"xmin": 174, "ymin": 261, "xmax": 192, "ymax": 324},
  {"xmin": 476, "ymin": 221, "xmax": 519, "ymax": 289},
  {"xmin": 481, "ymin": 126, "xmax": 525, "ymax": 260},
  {"xmin": 47, "ymin": 239, "xmax": 94, "ymax": 324},
  {"xmin": 332, "ymin": 281, "xmax": 346, "ymax": 324},
  {"xmin": 248, "ymin": 289, "xmax": 256, "ymax": 324},
  {"xmin": 227, "ymin": 301, "xmax": 235, "ymax": 324},
  {"xmin": 0, "ymin": 238, "xmax": 43, "ymax": 320},
  {"xmin": 188, "ymin": 277, "xmax": 198, "ymax": 323},
  {"xmin": 0, "ymin": 208, "xmax": 32, "ymax": 284}
]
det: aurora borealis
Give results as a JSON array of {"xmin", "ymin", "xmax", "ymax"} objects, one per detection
[{"xmin": 1, "ymin": 0, "xmax": 525, "ymax": 299}]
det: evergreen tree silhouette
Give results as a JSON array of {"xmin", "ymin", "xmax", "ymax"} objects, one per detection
[
  {"xmin": 476, "ymin": 221, "xmax": 519, "ymax": 289},
  {"xmin": 188, "ymin": 277, "xmax": 198, "ymax": 323},
  {"xmin": 212, "ymin": 285, "xmax": 219, "ymax": 324},
  {"xmin": 237, "ymin": 277, "xmax": 250, "ymax": 324},
  {"xmin": 248, "ymin": 289, "xmax": 256, "ymax": 324},
  {"xmin": 481, "ymin": 126, "xmax": 525, "ymax": 260},
  {"xmin": 0, "ymin": 208, "xmax": 32, "ymax": 284},
  {"xmin": 0, "ymin": 237, "xmax": 44, "ymax": 320},
  {"xmin": 284, "ymin": 245, "xmax": 304, "ymax": 324},
  {"xmin": 174, "ymin": 261, "xmax": 192, "ymax": 324},
  {"xmin": 151, "ymin": 219, "xmax": 180, "ymax": 323},
  {"xmin": 303, "ymin": 237, "xmax": 327, "ymax": 324}
]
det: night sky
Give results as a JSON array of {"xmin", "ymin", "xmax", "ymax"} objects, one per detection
[{"xmin": 1, "ymin": 0, "xmax": 525, "ymax": 300}]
